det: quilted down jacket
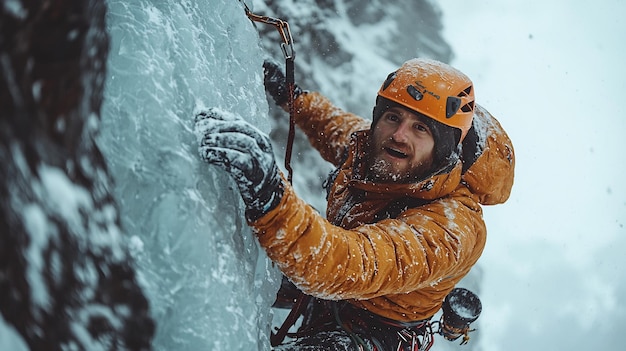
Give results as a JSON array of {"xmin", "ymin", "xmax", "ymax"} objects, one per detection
[{"xmin": 251, "ymin": 91, "xmax": 515, "ymax": 321}]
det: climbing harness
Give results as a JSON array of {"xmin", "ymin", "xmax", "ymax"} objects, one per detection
[
  {"xmin": 276, "ymin": 299, "xmax": 436, "ymax": 351},
  {"xmin": 240, "ymin": 1, "xmax": 297, "ymax": 184},
  {"xmin": 270, "ymin": 286, "xmax": 481, "ymax": 350},
  {"xmin": 329, "ymin": 301, "xmax": 435, "ymax": 351}
]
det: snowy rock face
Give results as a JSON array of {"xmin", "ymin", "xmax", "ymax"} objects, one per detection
[{"xmin": 0, "ymin": 1, "xmax": 154, "ymax": 350}]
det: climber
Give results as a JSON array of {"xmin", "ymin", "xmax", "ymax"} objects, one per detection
[{"xmin": 194, "ymin": 58, "xmax": 515, "ymax": 350}]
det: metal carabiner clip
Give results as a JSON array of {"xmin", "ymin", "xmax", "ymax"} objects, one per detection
[{"xmin": 276, "ymin": 21, "xmax": 295, "ymax": 60}]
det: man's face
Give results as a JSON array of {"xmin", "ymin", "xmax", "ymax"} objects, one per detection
[{"xmin": 366, "ymin": 106, "xmax": 435, "ymax": 183}]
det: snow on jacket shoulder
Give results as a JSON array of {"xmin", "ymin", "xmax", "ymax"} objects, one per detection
[{"xmin": 250, "ymin": 92, "xmax": 515, "ymax": 321}]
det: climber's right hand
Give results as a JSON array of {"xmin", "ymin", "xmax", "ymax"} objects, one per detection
[
  {"xmin": 195, "ymin": 107, "xmax": 284, "ymax": 222},
  {"xmin": 263, "ymin": 60, "xmax": 303, "ymax": 107}
]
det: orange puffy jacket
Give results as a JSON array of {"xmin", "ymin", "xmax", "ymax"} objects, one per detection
[{"xmin": 252, "ymin": 92, "xmax": 515, "ymax": 321}]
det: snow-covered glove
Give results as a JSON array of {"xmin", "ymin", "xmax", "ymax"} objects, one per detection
[
  {"xmin": 195, "ymin": 108, "xmax": 284, "ymax": 221},
  {"xmin": 263, "ymin": 60, "xmax": 303, "ymax": 107}
]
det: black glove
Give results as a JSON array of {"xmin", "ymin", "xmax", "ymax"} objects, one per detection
[
  {"xmin": 195, "ymin": 108, "xmax": 284, "ymax": 221},
  {"xmin": 263, "ymin": 60, "xmax": 303, "ymax": 106}
]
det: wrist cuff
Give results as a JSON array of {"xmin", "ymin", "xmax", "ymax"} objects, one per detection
[{"xmin": 245, "ymin": 169, "xmax": 285, "ymax": 222}]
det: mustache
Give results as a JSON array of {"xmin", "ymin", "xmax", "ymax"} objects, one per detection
[{"xmin": 382, "ymin": 139, "xmax": 410, "ymax": 154}]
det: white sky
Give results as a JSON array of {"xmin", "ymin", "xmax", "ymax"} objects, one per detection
[{"xmin": 438, "ymin": 1, "xmax": 626, "ymax": 350}]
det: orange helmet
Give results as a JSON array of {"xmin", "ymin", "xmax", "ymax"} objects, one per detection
[{"xmin": 377, "ymin": 58, "xmax": 475, "ymax": 142}]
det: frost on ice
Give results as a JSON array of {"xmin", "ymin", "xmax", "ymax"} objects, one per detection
[{"xmin": 100, "ymin": 0, "xmax": 281, "ymax": 350}]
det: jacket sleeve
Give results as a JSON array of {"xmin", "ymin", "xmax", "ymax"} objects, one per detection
[
  {"xmin": 292, "ymin": 92, "xmax": 372, "ymax": 166},
  {"xmin": 251, "ymin": 182, "xmax": 486, "ymax": 301}
]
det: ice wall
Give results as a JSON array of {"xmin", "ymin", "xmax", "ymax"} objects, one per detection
[{"xmin": 99, "ymin": 1, "xmax": 281, "ymax": 350}]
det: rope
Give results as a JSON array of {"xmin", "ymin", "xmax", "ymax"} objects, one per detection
[
  {"xmin": 240, "ymin": 0, "xmax": 297, "ymax": 184},
  {"xmin": 331, "ymin": 302, "xmax": 373, "ymax": 351},
  {"xmin": 284, "ymin": 58, "xmax": 296, "ymax": 183},
  {"xmin": 270, "ymin": 293, "xmax": 311, "ymax": 346}
]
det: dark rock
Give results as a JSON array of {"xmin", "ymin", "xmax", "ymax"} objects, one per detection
[{"xmin": 0, "ymin": 1, "xmax": 154, "ymax": 350}]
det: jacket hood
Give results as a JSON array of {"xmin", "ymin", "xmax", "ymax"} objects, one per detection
[{"xmin": 460, "ymin": 104, "xmax": 515, "ymax": 205}]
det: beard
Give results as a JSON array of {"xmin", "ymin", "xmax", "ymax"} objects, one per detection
[
  {"xmin": 364, "ymin": 124, "xmax": 435, "ymax": 183},
  {"xmin": 365, "ymin": 154, "xmax": 431, "ymax": 183}
]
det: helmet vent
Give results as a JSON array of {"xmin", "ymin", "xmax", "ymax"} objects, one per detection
[
  {"xmin": 461, "ymin": 101, "xmax": 474, "ymax": 113},
  {"xmin": 458, "ymin": 86, "xmax": 475, "ymax": 113}
]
